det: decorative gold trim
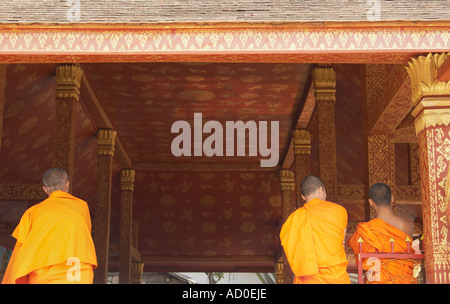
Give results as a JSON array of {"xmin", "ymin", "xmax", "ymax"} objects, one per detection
[
  {"xmin": 275, "ymin": 261, "xmax": 284, "ymax": 284},
  {"xmin": 55, "ymin": 64, "xmax": 83, "ymax": 100},
  {"xmin": 120, "ymin": 169, "xmax": 136, "ymax": 192},
  {"xmin": 279, "ymin": 169, "xmax": 295, "ymax": 191},
  {"xmin": 406, "ymin": 52, "xmax": 450, "ymax": 107},
  {"xmin": 292, "ymin": 129, "xmax": 311, "ymax": 155},
  {"xmin": 411, "ymin": 97, "xmax": 450, "ymax": 134},
  {"xmin": 312, "ymin": 67, "xmax": 336, "ymax": 103},
  {"xmin": 97, "ymin": 129, "xmax": 117, "ymax": 156}
]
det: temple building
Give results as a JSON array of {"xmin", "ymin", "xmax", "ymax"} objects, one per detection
[{"xmin": 0, "ymin": 1, "xmax": 449, "ymax": 284}]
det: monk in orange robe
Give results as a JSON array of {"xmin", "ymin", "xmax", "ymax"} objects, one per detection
[
  {"xmin": 2, "ymin": 168, "xmax": 97, "ymax": 284},
  {"xmin": 280, "ymin": 175, "xmax": 350, "ymax": 284},
  {"xmin": 348, "ymin": 183, "xmax": 416, "ymax": 284}
]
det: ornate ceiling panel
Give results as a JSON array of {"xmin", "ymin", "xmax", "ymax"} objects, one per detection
[{"xmin": 82, "ymin": 62, "xmax": 311, "ymax": 165}]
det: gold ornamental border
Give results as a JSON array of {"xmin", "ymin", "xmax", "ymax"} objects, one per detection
[{"xmin": 0, "ymin": 22, "xmax": 448, "ymax": 63}]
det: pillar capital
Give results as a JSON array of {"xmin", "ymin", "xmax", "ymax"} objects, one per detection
[
  {"xmin": 131, "ymin": 262, "xmax": 144, "ymax": 284},
  {"xmin": 97, "ymin": 129, "xmax": 117, "ymax": 156},
  {"xmin": 406, "ymin": 53, "xmax": 450, "ymax": 106},
  {"xmin": 55, "ymin": 64, "xmax": 83, "ymax": 100},
  {"xmin": 275, "ymin": 261, "xmax": 284, "ymax": 284},
  {"xmin": 292, "ymin": 129, "xmax": 311, "ymax": 155},
  {"xmin": 312, "ymin": 67, "xmax": 336, "ymax": 102},
  {"xmin": 120, "ymin": 169, "xmax": 136, "ymax": 192},
  {"xmin": 411, "ymin": 97, "xmax": 450, "ymax": 134},
  {"xmin": 279, "ymin": 169, "xmax": 295, "ymax": 191}
]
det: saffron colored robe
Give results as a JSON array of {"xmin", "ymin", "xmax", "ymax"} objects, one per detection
[
  {"xmin": 2, "ymin": 191, "xmax": 97, "ymax": 284},
  {"xmin": 347, "ymin": 218, "xmax": 416, "ymax": 284},
  {"xmin": 280, "ymin": 198, "xmax": 350, "ymax": 284}
]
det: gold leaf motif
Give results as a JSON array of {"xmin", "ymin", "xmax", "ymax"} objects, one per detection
[
  {"xmin": 240, "ymin": 173, "xmax": 255, "ymax": 180},
  {"xmin": 269, "ymin": 195, "xmax": 281, "ymax": 207},
  {"xmin": 201, "ymin": 221, "xmax": 216, "ymax": 233},
  {"xmin": 161, "ymin": 221, "xmax": 177, "ymax": 233},
  {"xmin": 4, "ymin": 99, "xmax": 25, "ymax": 118},
  {"xmin": 32, "ymin": 133, "xmax": 51, "ymax": 149},
  {"xmin": 179, "ymin": 90, "xmax": 215, "ymax": 101},
  {"xmin": 18, "ymin": 117, "xmax": 38, "ymax": 135},
  {"xmin": 240, "ymin": 221, "xmax": 255, "ymax": 233},
  {"xmin": 239, "ymin": 195, "xmax": 254, "ymax": 207},
  {"xmin": 132, "ymin": 74, "xmax": 155, "ymax": 82},
  {"xmin": 160, "ymin": 195, "xmax": 176, "ymax": 207},
  {"xmin": 200, "ymin": 195, "xmax": 215, "ymax": 207},
  {"xmin": 240, "ymin": 75, "xmax": 262, "ymax": 83}
]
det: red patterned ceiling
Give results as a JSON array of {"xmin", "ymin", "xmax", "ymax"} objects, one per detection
[{"xmin": 82, "ymin": 62, "xmax": 311, "ymax": 164}]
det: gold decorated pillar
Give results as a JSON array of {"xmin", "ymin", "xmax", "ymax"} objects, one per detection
[
  {"xmin": 93, "ymin": 128, "xmax": 116, "ymax": 284},
  {"xmin": 280, "ymin": 169, "xmax": 295, "ymax": 222},
  {"xmin": 406, "ymin": 52, "xmax": 450, "ymax": 283},
  {"xmin": 367, "ymin": 134, "xmax": 397, "ymax": 219},
  {"xmin": 279, "ymin": 169, "xmax": 295, "ymax": 284},
  {"xmin": 292, "ymin": 129, "xmax": 311, "ymax": 207},
  {"xmin": 363, "ymin": 64, "xmax": 398, "ymax": 220},
  {"xmin": 131, "ymin": 262, "xmax": 144, "ymax": 284},
  {"xmin": 53, "ymin": 65, "xmax": 83, "ymax": 189},
  {"xmin": 313, "ymin": 67, "xmax": 339, "ymax": 203},
  {"xmin": 119, "ymin": 169, "xmax": 135, "ymax": 284}
]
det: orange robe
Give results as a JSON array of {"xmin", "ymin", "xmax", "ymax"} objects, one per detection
[
  {"xmin": 347, "ymin": 218, "xmax": 416, "ymax": 284},
  {"xmin": 2, "ymin": 191, "xmax": 97, "ymax": 284},
  {"xmin": 280, "ymin": 198, "xmax": 350, "ymax": 284}
]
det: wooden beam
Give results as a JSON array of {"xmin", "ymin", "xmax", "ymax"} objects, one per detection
[
  {"xmin": 140, "ymin": 255, "xmax": 275, "ymax": 273},
  {"xmin": 133, "ymin": 161, "xmax": 279, "ymax": 172},
  {"xmin": 79, "ymin": 72, "xmax": 132, "ymax": 169},
  {"xmin": 109, "ymin": 242, "xmax": 141, "ymax": 263},
  {"xmin": 370, "ymin": 66, "xmax": 413, "ymax": 135},
  {"xmin": 0, "ymin": 184, "xmax": 46, "ymax": 200}
]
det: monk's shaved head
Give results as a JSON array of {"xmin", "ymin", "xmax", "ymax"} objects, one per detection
[
  {"xmin": 300, "ymin": 174, "xmax": 325, "ymax": 197},
  {"xmin": 42, "ymin": 168, "xmax": 69, "ymax": 193},
  {"xmin": 369, "ymin": 183, "xmax": 391, "ymax": 207}
]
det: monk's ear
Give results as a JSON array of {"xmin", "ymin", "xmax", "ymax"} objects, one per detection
[
  {"xmin": 42, "ymin": 186, "xmax": 50, "ymax": 196},
  {"xmin": 319, "ymin": 186, "xmax": 327, "ymax": 200},
  {"xmin": 301, "ymin": 194, "xmax": 306, "ymax": 201},
  {"xmin": 368, "ymin": 199, "xmax": 374, "ymax": 208}
]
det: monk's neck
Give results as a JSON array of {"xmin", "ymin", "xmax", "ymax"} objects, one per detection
[{"xmin": 374, "ymin": 207, "xmax": 396, "ymax": 223}]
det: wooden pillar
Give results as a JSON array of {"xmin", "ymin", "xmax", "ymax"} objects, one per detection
[
  {"xmin": 279, "ymin": 169, "xmax": 295, "ymax": 284},
  {"xmin": 292, "ymin": 129, "xmax": 311, "ymax": 207},
  {"xmin": 53, "ymin": 65, "xmax": 83, "ymax": 189},
  {"xmin": 93, "ymin": 128, "xmax": 116, "ymax": 284},
  {"xmin": 367, "ymin": 134, "xmax": 397, "ymax": 219},
  {"xmin": 275, "ymin": 261, "xmax": 284, "ymax": 284},
  {"xmin": 119, "ymin": 169, "xmax": 135, "ymax": 284},
  {"xmin": 313, "ymin": 67, "xmax": 339, "ymax": 203},
  {"xmin": 406, "ymin": 52, "xmax": 450, "ymax": 283},
  {"xmin": 363, "ymin": 64, "xmax": 397, "ymax": 220}
]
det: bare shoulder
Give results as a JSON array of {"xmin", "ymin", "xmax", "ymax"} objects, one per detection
[{"xmin": 397, "ymin": 216, "xmax": 415, "ymax": 236}]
